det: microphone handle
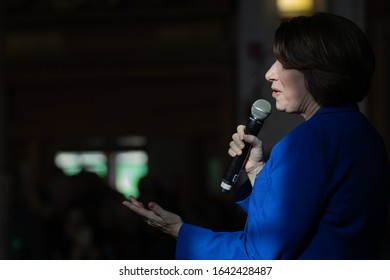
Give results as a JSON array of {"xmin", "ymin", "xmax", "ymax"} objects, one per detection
[{"xmin": 221, "ymin": 116, "xmax": 264, "ymax": 192}]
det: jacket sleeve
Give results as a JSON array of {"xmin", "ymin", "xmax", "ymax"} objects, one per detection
[
  {"xmin": 234, "ymin": 179, "xmax": 253, "ymax": 213},
  {"xmin": 175, "ymin": 224, "xmax": 249, "ymax": 259},
  {"xmin": 176, "ymin": 126, "xmax": 328, "ymax": 259},
  {"xmin": 175, "ymin": 179, "xmax": 254, "ymax": 260}
]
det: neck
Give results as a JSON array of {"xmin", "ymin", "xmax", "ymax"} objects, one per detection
[{"xmin": 302, "ymin": 103, "xmax": 320, "ymax": 120}]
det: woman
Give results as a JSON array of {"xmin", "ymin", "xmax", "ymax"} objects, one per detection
[{"xmin": 123, "ymin": 12, "xmax": 389, "ymax": 259}]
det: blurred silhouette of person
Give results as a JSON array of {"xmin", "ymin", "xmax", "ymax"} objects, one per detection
[
  {"xmin": 63, "ymin": 205, "xmax": 100, "ymax": 259},
  {"xmin": 45, "ymin": 170, "xmax": 139, "ymax": 259},
  {"xmin": 123, "ymin": 12, "xmax": 390, "ymax": 260}
]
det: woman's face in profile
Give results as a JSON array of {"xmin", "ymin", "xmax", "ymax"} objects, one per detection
[{"xmin": 265, "ymin": 60, "xmax": 318, "ymax": 119}]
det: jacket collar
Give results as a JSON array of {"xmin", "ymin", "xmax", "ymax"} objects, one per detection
[{"xmin": 314, "ymin": 103, "xmax": 359, "ymax": 116}]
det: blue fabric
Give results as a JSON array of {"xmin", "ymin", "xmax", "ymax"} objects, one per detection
[{"xmin": 176, "ymin": 104, "xmax": 390, "ymax": 259}]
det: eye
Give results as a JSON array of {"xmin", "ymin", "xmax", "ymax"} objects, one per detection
[{"xmin": 275, "ymin": 59, "xmax": 288, "ymax": 69}]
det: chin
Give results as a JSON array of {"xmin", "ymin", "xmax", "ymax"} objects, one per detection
[{"xmin": 275, "ymin": 104, "xmax": 286, "ymax": 112}]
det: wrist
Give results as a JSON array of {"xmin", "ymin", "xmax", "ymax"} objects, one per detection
[
  {"xmin": 171, "ymin": 222, "xmax": 183, "ymax": 239},
  {"xmin": 256, "ymin": 161, "xmax": 266, "ymax": 174},
  {"xmin": 248, "ymin": 161, "xmax": 265, "ymax": 186}
]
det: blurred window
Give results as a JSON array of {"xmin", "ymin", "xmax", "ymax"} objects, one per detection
[{"xmin": 54, "ymin": 150, "xmax": 148, "ymax": 198}]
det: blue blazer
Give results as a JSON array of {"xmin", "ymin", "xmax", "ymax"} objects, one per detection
[{"xmin": 176, "ymin": 104, "xmax": 390, "ymax": 259}]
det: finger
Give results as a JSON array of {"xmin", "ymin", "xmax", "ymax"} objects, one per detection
[
  {"xmin": 128, "ymin": 195, "xmax": 143, "ymax": 207},
  {"xmin": 237, "ymin": 125, "xmax": 246, "ymax": 139},
  {"xmin": 148, "ymin": 202, "xmax": 167, "ymax": 217},
  {"xmin": 232, "ymin": 132, "xmax": 245, "ymax": 148},
  {"xmin": 228, "ymin": 148, "xmax": 239, "ymax": 157},
  {"xmin": 122, "ymin": 200, "xmax": 141, "ymax": 210},
  {"xmin": 232, "ymin": 133, "xmax": 244, "ymax": 146},
  {"xmin": 242, "ymin": 134, "xmax": 257, "ymax": 145},
  {"xmin": 244, "ymin": 134, "xmax": 262, "ymax": 148},
  {"xmin": 122, "ymin": 200, "xmax": 156, "ymax": 220},
  {"xmin": 228, "ymin": 141, "xmax": 243, "ymax": 156}
]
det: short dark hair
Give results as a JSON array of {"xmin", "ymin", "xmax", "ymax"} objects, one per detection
[{"xmin": 273, "ymin": 12, "xmax": 375, "ymax": 106}]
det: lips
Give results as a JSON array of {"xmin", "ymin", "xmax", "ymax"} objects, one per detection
[{"xmin": 271, "ymin": 87, "xmax": 281, "ymax": 97}]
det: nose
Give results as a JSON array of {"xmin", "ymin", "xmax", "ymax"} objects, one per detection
[{"xmin": 265, "ymin": 61, "xmax": 277, "ymax": 82}]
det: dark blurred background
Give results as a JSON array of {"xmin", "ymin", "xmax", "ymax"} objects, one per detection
[{"xmin": 0, "ymin": 0, "xmax": 389, "ymax": 259}]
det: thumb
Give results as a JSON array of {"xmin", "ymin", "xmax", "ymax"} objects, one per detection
[{"xmin": 148, "ymin": 202, "xmax": 165, "ymax": 216}]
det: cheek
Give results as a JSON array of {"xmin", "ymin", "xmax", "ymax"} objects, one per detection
[
  {"xmin": 277, "ymin": 92, "xmax": 301, "ymax": 111},
  {"xmin": 275, "ymin": 95, "xmax": 289, "ymax": 109},
  {"xmin": 283, "ymin": 79, "xmax": 308, "ymax": 102}
]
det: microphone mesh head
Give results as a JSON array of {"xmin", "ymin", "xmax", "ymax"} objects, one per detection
[{"xmin": 251, "ymin": 99, "xmax": 272, "ymax": 120}]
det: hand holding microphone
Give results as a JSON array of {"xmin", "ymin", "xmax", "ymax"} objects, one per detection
[
  {"xmin": 220, "ymin": 99, "xmax": 271, "ymax": 192},
  {"xmin": 228, "ymin": 125, "xmax": 265, "ymax": 186}
]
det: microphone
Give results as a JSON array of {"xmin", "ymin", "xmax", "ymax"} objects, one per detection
[{"xmin": 220, "ymin": 99, "xmax": 271, "ymax": 193}]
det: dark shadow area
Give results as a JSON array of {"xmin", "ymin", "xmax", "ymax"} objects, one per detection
[{"xmin": 2, "ymin": 169, "xmax": 246, "ymax": 259}]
